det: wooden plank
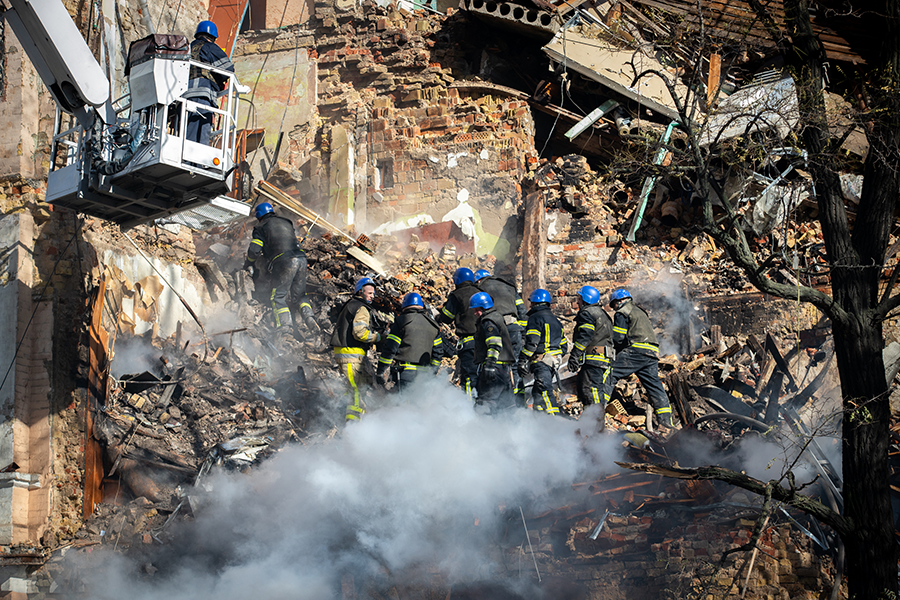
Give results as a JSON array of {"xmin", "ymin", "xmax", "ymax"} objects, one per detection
[
  {"xmin": 717, "ymin": 342, "xmax": 742, "ymax": 360},
  {"xmin": 710, "ymin": 324, "xmax": 722, "ymax": 347},
  {"xmin": 707, "ymin": 52, "xmax": 721, "ymax": 107},
  {"xmin": 763, "ymin": 370, "xmax": 785, "ymax": 424},
  {"xmin": 754, "ymin": 357, "xmax": 776, "ymax": 395},
  {"xmin": 85, "ymin": 277, "xmax": 109, "ymax": 519},
  {"xmin": 522, "ymin": 191, "xmax": 547, "ymax": 300},
  {"xmin": 765, "ymin": 332, "xmax": 798, "ymax": 392},
  {"xmin": 746, "ymin": 334, "xmax": 766, "ymax": 359}
]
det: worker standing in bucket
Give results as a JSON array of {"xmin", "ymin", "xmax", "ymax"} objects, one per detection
[
  {"xmin": 517, "ymin": 289, "xmax": 568, "ymax": 414},
  {"xmin": 567, "ymin": 285, "xmax": 615, "ymax": 430},
  {"xmin": 375, "ymin": 292, "xmax": 444, "ymax": 392},
  {"xmin": 438, "ymin": 268, "xmax": 481, "ymax": 397},
  {"xmin": 608, "ymin": 288, "xmax": 674, "ymax": 428},
  {"xmin": 331, "ymin": 277, "xmax": 382, "ymax": 422},
  {"xmin": 470, "ymin": 292, "xmax": 516, "ymax": 413},
  {"xmin": 244, "ymin": 202, "xmax": 318, "ymax": 343},
  {"xmin": 183, "ymin": 21, "xmax": 249, "ymax": 145}
]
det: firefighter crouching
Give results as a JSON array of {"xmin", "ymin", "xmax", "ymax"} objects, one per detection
[
  {"xmin": 331, "ymin": 277, "xmax": 383, "ymax": 422},
  {"xmin": 438, "ymin": 268, "xmax": 481, "ymax": 397},
  {"xmin": 470, "ymin": 292, "xmax": 516, "ymax": 413},
  {"xmin": 608, "ymin": 288, "xmax": 674, "ymax": 428},
  {"xmin": 567, "ymin": 285, "xmax": 615, "ymax": 430},
  {"xmin": 375, "ymin": 293, "xmax": 444, "ymax": 392},
  {"xmin": 244, "ymin": 202, "xmax": 317, "ymax": 342},
  {"xmin": 517, "ymin": 289, "xmax": 568, "ymax": 414}
]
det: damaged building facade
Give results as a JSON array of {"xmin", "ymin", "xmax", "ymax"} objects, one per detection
[{"xmin": 0, "ymin": 0, "xmax": 889, "ymax": 596}]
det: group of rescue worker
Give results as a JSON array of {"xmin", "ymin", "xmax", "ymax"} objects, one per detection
[{"xmin": 243, "ymin": 204, "xmax": 673, "ymax": 430}]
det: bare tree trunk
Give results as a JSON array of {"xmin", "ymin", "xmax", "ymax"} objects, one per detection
[{"xmin": 783, "ymin": 0, "xmax": 900, "ymax": 596}]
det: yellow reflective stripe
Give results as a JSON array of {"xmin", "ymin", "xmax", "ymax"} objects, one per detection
[
  {"xmin": 517, "ymin": 320, "xmax": 528, "ymax": 327},
  {"xmin": 515, "ymin": 298, "xmax": 524, "ymax": 305},
  {"xmin": 250, "ymin": 239, "xmax": 264, "ymax": 247},
  {"xmin": 387, "ymin": 334, "xmax": 402, "ymax": 344},
  {"xmin": 334, "ymin": 347, "xmax": 366, "ymax": 355},
  {"xmin": 433, "ymin": 338, "xmax": 443, "ymax": 346},
  {"xmin": 398, "ymin": 363, "xmax": 418, "ymax": 370},
  {"xmin": 247, "ymin": 256, "xmax": 257, "ymax": 262},
  {"xmin": 378, "ymin": 356, "xmax": 393, "ymax": 365},
  {"xmin": 442, "ymin": 307, "xmax": 455, "ymax": 319},
  {"xmin": 521, "ymin": 348, "xmax": 534, "ymax": 357},
  {"xmin": 485, "ymin": 336, "xmax": 502, "ymax": 345},
  {"xmin": 526, "ymin": 329, "xmax": 540, "ymax": 336},
  {"xmin": 344, "ymin": 363, "xmax": 364, "ymax": 421},
  {"xmin": 591, "ymin": 388, "xmax": 600, "ymax": 404},
  {"xmin": 460, "ymin": 336, "xmax": 474, "ymax": 344},
  {"xmin": 431, "ymin": 360, "xmax": 441, "ymax": 366},
  {"xmin": 655, "ymin": 406, "xmax": 672, "ymax": 414},
  {"xmin": 300, "ymin": 302, "xmax": 312, "ymax": 310},
  {"xmin": 632, "ymin": 342, "xmax": 659, "ymax": 353},
  {"xmin": 271, "ymin": 252, "xmax": 284, "ymax": 261},
  {"xmin": 579, "ymin": 323, "xmax": 595, "ymax": 331},
  {"xmin": 545, "ymin": 349, "xmax": 562, "ymax": 356},
  {"xmin": 613, "ymin": 326, "xmax": 628, "ymax": 334},
  {"xmin": 487, "ymin": 349, "xmax": 500, "ymax": 359},
  {"xmin": 585, "ymin": 354, "xmax": 609, "ymax": 362},
  {"xmin": 574, "ymin": 342, "xmax": 586, "ymax": 351},
  {"xmin": 543, "ymin": 324, "xmax": 550, "ymax": 353}
]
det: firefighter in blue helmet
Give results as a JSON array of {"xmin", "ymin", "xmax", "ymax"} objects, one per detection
[
  {"xmin": 438, "ymin": 267, "xmax": 480, "ymax": 396},
  {"xmin": 608, "ymin": 288, "xmax": 674, "ymax": 428},
  {"xmin": 475, "ymin": 269, "xmax": 527, "ymax": 357},
  {"xmin": 567, "ymin": 285, "xmax": 615, "ymax": 429},
  {"xmin": 244, "ymin": 202, "xmax": 317, "ymax": 340},
  {"xmin": 331, "ymin": 277, "xmax": 382, "ymax": 421},
  {"xmin": 183, "ymin": 21, "xmax": 249, "ymax": 145},
  {"xmin": 376, "ymin": 293, "xmax": 445, "ymax": 392},
  {"xmin": 517, "ymin": 289, "xmax": 568, "ymax": 414},
  {"xmin": 470, "ymin": 292, "xmax": 516, "ymax": 413}
]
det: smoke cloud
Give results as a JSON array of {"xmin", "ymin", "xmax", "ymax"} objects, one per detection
[{"xmin": 62, "ymin": 377, "xmax": 626, "ymax": 599}]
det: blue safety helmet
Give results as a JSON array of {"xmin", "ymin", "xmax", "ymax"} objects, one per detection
[
  {"xmin": 529, "ymin": 288, "xmax": 552, "ymax": 304},
  {"xmin": 468, "ymin": 292, "xmax": 494, "ymax": 310},
  {"xmin": 474, "ymin": 269, "xmax": 491, "ymax": 282},
  {"xmin": 196, "ymin": 20, "xmax": 219, "ymax": 39},
  {"xmin": 577, "ymin": 285, "xmax": 601, "ymax": 305},
  {"xmin": 610, "ymin": 288, "xmax": 632, "ymax": 305},
  {"xmin": 354, "ymin": 277, "xmax": 376, "ymax": 294},
  {"xmin": 254, "ymin": 202, "xmax": 273, "ymax": 220},
  {"xmin": 401, "ymin": 292, "xmax": 424, "ymax": 310},
  {"xmin": 453, "ymin": 267, "xmax": 475, "ymax": 286}
]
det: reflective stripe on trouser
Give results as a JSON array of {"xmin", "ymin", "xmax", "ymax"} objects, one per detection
[
  {"xmin": 268, "ymin": 256, "xmax": 304, "ymax": 329},
  {"xmin": 577, "ymin": 363, "xmax": 613, "ymax": 430},
  {"xmin": 456, "ymin": 343, "xmax": 478, "ymax": 397},
  {"xmin": 335, "ymin": 352, "xmax": 371, "ymax": 421},
  {"xmin": 531, "ymin": 361, "xmax": 560, "ymax": 414},
  {"xmin": 395, "ymin": 363, "xmax": 425, "ymax": 392},
  {"xmin": 610, "ymin": 348, "xmax": 672, "ymax": 426}
]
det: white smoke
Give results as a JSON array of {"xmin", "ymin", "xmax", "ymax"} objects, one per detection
[{"xmin": 62, "ymin": 377, "xmax": 626, "ymax": 599}]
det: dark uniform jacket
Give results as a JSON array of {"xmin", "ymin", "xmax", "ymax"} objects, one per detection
[
  {"xmin": 477, "ymin": 277, "xmax": 527, "ymax": 329},
  {"xmin": 521, "ymin": 304, "xmax": 569, "ymax": 360},
  {"xmin": 378, "ymin": 309, "xmax": 444, "ymax": 367},
  {"xmin": 474, "ymin": 307, "xmax": 515, "ymax": 364},
  {"xmin": 572, "ymin": 305, "xmax": 614, "ymax": 366},
  {"xmin": 439, "ymin": 281, "xmax": 479, "ymax": 339},
  {"xmin": 612, "ymin": 299, "xmax": 659, "ymax": 355},
  {"xmin": 246, "ymin": 214, "xmax": 303, "ymax": 264},
  {"xmin": 184, "ymin": 38, "xmax": 235, "ymax": 105},
  {"xmin": 331, "ymin": 297, "xmax": 376, "ymax": 352}
]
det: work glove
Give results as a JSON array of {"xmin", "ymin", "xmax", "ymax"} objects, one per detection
[
  {"xmin": 567, "ymin": 355, "xmax": 581, "ymax": 374},
  {"xmin": 244, "ymin": 264, "xmax": 256, "ymax": 279},
  {"xmin": 517, "ymin": 358, "xmax": 530, "ymax": 379},
  {"xmin": 482, "ymin": 358, "xmax": 497, "ymax": 379},
  {"xmin": 235, "ymin": 83, "xmax": 252, "ymax": 95},
  {"xmin": 375, "ymin": 364, "xmax": 389, "ymax": 385}
]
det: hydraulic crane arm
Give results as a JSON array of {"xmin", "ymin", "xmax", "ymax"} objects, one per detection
[{"xmin": 1, "ymin": 0, "xmax": 110, "ymax": 128}]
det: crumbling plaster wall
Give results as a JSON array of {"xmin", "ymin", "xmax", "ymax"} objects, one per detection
[{"xmin": 235, "ymin": 1, "xmax": 535, "ymax": 260}]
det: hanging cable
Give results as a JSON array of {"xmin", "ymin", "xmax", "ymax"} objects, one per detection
[{"xmin": 121, "ymin": 232, "xmax": 209, "ymax": 360}]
